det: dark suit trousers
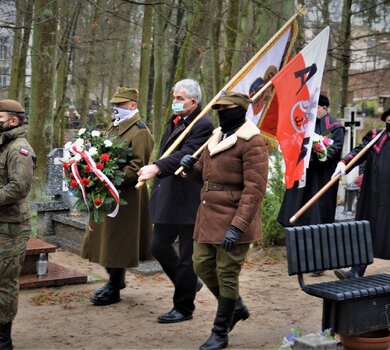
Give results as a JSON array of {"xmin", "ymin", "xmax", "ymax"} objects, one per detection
[{"xmin": 151, "ymin": 223, "xmax": 197, "ymax": 315}]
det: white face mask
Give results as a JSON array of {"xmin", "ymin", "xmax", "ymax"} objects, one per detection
[{"xmin": 112, "ymin": 106, "xmax": 138, "ymax": 126}]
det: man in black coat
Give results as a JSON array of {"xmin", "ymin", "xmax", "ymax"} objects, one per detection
[
  {"xmin": 137, "ymin": 79, "xmax": 214, "ymax": 323},
  {"xmin": 277, "ymin": 94, "xmax": 345, "ymax": 227},
  {"xmin": 333, "ymin": 109, "xmax": 390, "ymax": 279}
]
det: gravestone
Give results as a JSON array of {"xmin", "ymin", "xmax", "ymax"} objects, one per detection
[
  {"xmin": 32, "ymin": 148, "xmax": 70, "ymax": 236},
  {"xmin": 340, "ymin": 107, "xmax": 364, "ymax": 214},
  {"xmin": 341, "ymin": 106, "xmax": 363, "ymax": 185}
]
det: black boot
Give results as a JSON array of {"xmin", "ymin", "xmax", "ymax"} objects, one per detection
[
  {"xmin": 207, "ymin": 287, "xmax": 249, "ymax": 332},
  {"xmin": 94, "ymin": 268, "xmax": 126, "ymax": 296},
  {"xmin": 334, "ymin": 264, "xmax": 367, "ymax": 280},
  {"xmin": 91, "ymin": 268, "xmax": 124, "ymax": 306},
  {"xmin": 200, "ymin": 296, "xmax": 236, "ymax": 350},
  {"xmin": 0, "ymin": 322, "xmax": 13, "ymax": 350},
  {"xmin": 230, "ymin": 297, "xmax": 250, "ymax": 332}
]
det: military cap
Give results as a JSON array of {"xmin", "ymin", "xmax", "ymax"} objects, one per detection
[
  {"xmin": 0, "ymin": 99, "xmax": 25, "ymax": 113},
  {"xmin": 211, "ymin": 91, "xmax": 250, "ymax": 111},
  {"xmin": 109, "ymin": 87, "xmax": 139, "ymax": 104},
  {"xmin": 318, "ymin": 94, "xmax": 329, "ymax": 107},
  {"xmin": 381, "ymin": 108, "xmax": 390, "ymax": 121}
]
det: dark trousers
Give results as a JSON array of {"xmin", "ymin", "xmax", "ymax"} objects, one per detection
[{"xmin": 151, "ymin": 224, "xmax": 197, "ymax": 315}]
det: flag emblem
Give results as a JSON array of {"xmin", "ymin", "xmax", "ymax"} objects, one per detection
[{"xmin": 19, "ymin": 148, "xmax": 29, "ymax": 156}]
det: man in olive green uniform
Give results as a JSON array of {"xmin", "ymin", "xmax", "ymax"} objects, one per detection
[
  {"xmin": 81, "ymin": 87, "xmax": 154, "ymax": 306},
  {"xmin": 0, "ymin": 99, "xmax": 36, "ymax": 350}
]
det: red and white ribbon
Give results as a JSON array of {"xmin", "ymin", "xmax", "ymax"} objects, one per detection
[{"xmin": 70, "ymin": 144, "xmax": 120, "ymax": 218}]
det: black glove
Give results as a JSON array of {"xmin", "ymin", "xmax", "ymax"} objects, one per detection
[
  {"xmin": 180, "ymin": 155, "xmax": 198, "ymax": 172},
  {"xmin": 222, "ymin": 226, "xmax": 243, "ymax": 252}
]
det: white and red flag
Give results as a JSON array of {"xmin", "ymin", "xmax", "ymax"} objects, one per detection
[
  {"xmin": 270, "ymin": 26, "xmax": 330, "ymax": 189},
  {"xmin": 229, "ymin": 21, "xmax": 298, "ymax": 128}
]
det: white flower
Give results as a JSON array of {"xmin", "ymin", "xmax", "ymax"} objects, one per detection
[
  {"xmin": 104, "ymin": 140, "xmax": 113, "ymax": 148},
  {"xmin": 74, "ymin": 138, "xmax": 84, "ymax": 147},
  {"xmin": 78, "ymin": 128, "xmax": 86, "ymax": 135},
  {"xmin": 91, "ymin": 130, "xmax": 101, "ymax": 137},
  {"xmin": 74, "ymin": 154, "xmax": 82, "ymax": 162},
  {"xmin": 88, "ymin": 147, "xmax": 98, "ymax": 156},
  {"xmin": 64, "ymin": 141, "xmax": 72, "ymax": 150},
  {"xmin": 312, "ymin": 133, "xmax": 321, "ymax": 142}
]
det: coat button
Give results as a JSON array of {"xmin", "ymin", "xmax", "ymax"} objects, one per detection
[{"xmin": 202, "ymin": 200, "xmax": 206, "ymax": 204}]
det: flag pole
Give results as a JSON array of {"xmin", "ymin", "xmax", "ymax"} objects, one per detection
[
  {"xmin": 289, "ymin": 128, "xmax": 386, "ymax": 224},
  {"xmin": 173, "ymin": 80, "xmax": 274, "ymax": 176},
  {"xmin": 135, "ymin": 7, "xmax": 306, "ymax": 189}
]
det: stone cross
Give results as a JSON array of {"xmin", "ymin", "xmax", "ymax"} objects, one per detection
[
  {"xmin": 341, "ymin": 106, "xmax": 363, "ymax": 184},
  {"xmin": 47, "ymin": 148, "xmax": 68, "ymax": 200}
]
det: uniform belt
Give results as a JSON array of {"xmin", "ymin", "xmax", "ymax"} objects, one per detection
[{"xmin": 203, "ymin": 181, "xmax": 243, "ymax": 192}]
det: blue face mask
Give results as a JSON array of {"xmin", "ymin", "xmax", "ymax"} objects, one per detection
[{"xmin": 172, "ymin": 103, "xmax": 185, "ymax": 113}]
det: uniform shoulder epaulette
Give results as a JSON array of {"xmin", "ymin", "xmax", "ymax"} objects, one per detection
[{"xmin": 135, "ymin": 120, "xmax": 146, "ymax": 129}]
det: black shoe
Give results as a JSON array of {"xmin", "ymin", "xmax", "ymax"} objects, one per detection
[
  {"xmin": 334, "ymin": 269, "xmax": 357, "ymax": 280},
  {"xmin": 311, "ymin": 271, "xmax": 325, "ymax": 277},
  {"xmin": 94, "ymin": 280, "xmax": 126, "ymax": 296},
  {"xmin": 91, "ymin": 286, "xmax": 120, "ymax": 306},
  {"xmin": 196, "ymin": 279, "xmax": 204, "ymax": 293},
  {"xmin": 157, "ymin": 308, "xmax": 193, "ymax": 324}
]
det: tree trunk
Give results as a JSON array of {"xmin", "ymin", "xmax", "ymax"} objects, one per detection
[
  {"xmin": 78, "ymin": 0, "xmax": 102, "ymax": 127},
  {"xmin": 28, "ymin": 0, "xmax": 58, "ymax": 200},
  {"xmin": 53, "ymin": 2, "xmax": 81, "ymax": 147},
  {"xmin": 8, "ymin": 0, "xmax": 23, "ymax": 100},
  {"xmin": 138, "ymin": 0, "xmax": 154, "ymax": 120},
  {"xmin": 152, "ymin": 4, "xmax": 165, "ymax": 142},
  {"xmin": 339, "ymin": 0, "xmax": 353, "ymax": 112},
  {"xmin": 222, "ymin": 0, "xmax": 240, "ymax": 84}
]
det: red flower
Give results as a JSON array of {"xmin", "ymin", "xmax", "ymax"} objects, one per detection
[
  {"xmin": 84, "ymin": 165, "xmax": 91, "ymax": 173},
  {"xmin": 314, "ymin": 143, "xmax": 324, "ymax": 152},
  {"xmin": 96, "ymin": 162, "xmax": 104, "ymax": 170},
  {"xmin": 63, "ymin": 163, "xmax": 69, "ymax": 171},
  {"xmin": 82, "ymin": 178, "xmax": 91, "ymax": 185},
  {"xmin": 100, "ymin": 153, "xmax": 110, "ymax": 162},
  {"xmin": 69, "ymin": 172, "xmax": 75, "ymax": 179},
  {"xmin": 94, "ymin": 198, "xmax": 103, "ymax": 206},
  {"xmin": 70, "ymin": 180, "xmax": 78, "ymax": 188}
]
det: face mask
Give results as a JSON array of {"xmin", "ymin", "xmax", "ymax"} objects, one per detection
[
  {"xmin": 0, "ymin": 118, "xmax": 12, "ymax": 132},
  {"xmin": 386, "ymin": 122, "xmax": 390, "ymax": 133},
  {"xmin": 113, "ymin": 106, "xmax": 132, "ymax": 119},
  {"xmin": 172, "ymin": 100, "xmax": 195, "ymax": 113},
  {"xmin": 218, "ymin": 106, "xmax": 247, "ymax": 133}
]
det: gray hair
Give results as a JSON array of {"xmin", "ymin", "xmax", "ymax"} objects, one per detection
[{"xmin": 172, "ymin": 79, "xmax": 202, "ymax": 103}]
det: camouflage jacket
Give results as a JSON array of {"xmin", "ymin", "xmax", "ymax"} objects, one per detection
[{"xmin": 0, "ymin": 126, "xmax": 36, "ymax": 222}]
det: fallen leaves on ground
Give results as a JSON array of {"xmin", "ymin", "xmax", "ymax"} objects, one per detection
[{"xmin": 30, "ymin": 288, "xmax": 92, "ymax": 308}]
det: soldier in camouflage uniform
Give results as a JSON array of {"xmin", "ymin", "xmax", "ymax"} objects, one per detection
[{"xmin": 0, "ymin": 99, "xmax": 36, "ymax": 350}]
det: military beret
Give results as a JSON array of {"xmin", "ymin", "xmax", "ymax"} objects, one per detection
[
  {"xmin": 211, "ymin": 91, "xmax": 250, "ymax": 111},
  {"xmin": 0, "ymin": 99, "xmax": 25, "ymax": 113},
  {"xmin": 381, "ymin": 108, "xmax": 390, "ymax": 121},
  {"xmin": 318, "ymin": 94, "xmax": 329, "ymax": 107},
  {"xmin": 109, "ymin": 87, "xmax": 139, "ymax": 104}
]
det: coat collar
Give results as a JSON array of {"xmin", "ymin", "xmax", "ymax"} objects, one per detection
[
  {"xmin": 107, "ymin": 113, "xmax": 141, "ymax": 136},
  {"xmin": 208, "ymin": 120, "xmax": 260, "ymax": 156},
  {"xmin": 0, "ymin": 126, "xmax": 25, "ymax": 147}
]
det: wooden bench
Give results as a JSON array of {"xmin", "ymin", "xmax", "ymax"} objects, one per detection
[{"xmin": 285, "ymin": 220, "xmax": 390, "ymax": 336}]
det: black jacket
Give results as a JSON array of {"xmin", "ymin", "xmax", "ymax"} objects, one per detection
[{"xmin": 150, "ymin": 106, "xmax": 214, "ymax": 224}]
